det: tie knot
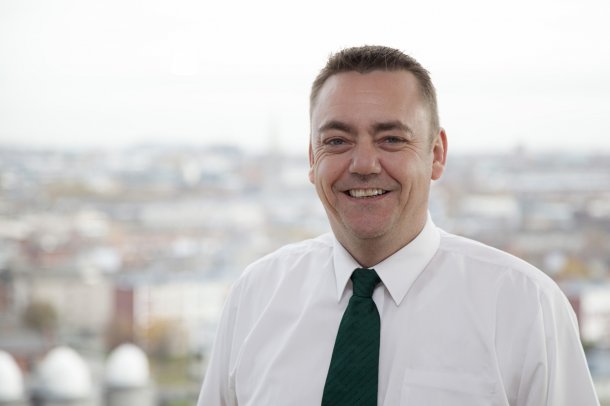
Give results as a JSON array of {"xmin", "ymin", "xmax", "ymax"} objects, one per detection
[{"xmin": 351, "ymin": 268, "xmax": 381, "ymax": 298}]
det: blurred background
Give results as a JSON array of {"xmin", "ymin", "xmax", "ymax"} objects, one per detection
[{"xmin": 1, "ymin": 0, "xmax": 609, "ymax": 404}]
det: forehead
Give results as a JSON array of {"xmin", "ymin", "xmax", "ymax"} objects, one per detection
[{"xmin": 311, "ymin": 70, "xmax": 426, "ymax": 124}]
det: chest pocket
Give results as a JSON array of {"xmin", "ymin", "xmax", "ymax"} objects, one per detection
[{"xmin": 400, "ymin": 368, "xmax": 501, "ymax": 406}]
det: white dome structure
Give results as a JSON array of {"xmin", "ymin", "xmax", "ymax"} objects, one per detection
[
  {"xmin": 36, "ymin": 346, "xmax": 93, "ymax": 400},
  {"xmin": 104, "ymin": 343, "xmax": 150, "ymax": 388},
  {"xmin": 0, "ymin": 350, "xmax": 24, "ymax": 402}
]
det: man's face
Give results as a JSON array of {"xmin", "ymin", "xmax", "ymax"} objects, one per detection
[{"xmin": 309, "ymin": 70, "xmax": 446, "ymax": 249}]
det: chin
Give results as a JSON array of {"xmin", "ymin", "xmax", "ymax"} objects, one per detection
[
  {"xmin": 342, "ymin": 216, "xmax": 395, "ymax": 238},
  {"xmin": 346, "ymin": 226, "xmax": 389, "ymax": 241}
]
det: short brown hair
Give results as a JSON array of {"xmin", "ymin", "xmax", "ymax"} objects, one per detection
[{"xmin": 310, "ymin": 45, "xmax": 440, "ymax": 134}]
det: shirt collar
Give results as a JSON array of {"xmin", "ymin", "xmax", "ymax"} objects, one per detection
[{"xmin": 332, "ymin": 213, "xmax": 441, "ymax": 306}]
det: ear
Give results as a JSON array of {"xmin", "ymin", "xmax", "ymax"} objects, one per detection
[
  {"xmin": 308, "ymin": 141, "xmax": 315, "ymax": 184},
  {"xmin": 431, "ymin": 128, "xmax": 447, "ymax": 181}
]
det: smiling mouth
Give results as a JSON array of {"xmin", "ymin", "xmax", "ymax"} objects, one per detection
[{"xmin": 347, "ymin": 188, "xmax": 388, "ymax": 198}]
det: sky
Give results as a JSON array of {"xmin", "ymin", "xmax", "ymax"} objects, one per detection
[{"xmin": 1, "ymin": 0, "xmax": 609, "ymax": 154}]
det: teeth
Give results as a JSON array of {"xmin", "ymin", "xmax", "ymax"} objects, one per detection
[{"xmin": 348, "ymin": 188, "xmax": 386, "ymax": 198}]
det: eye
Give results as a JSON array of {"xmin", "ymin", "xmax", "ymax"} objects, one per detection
[
  {"xmin": 382, "ymin": 136, "xmax": 407, "ymax": 144},
  {"xmin": 319, "ymin": 136, "xmax": 351, "ymax": 153},
  {"xmin": 325, "ymin": 138, "xmax": 347, "ymax": 146}
]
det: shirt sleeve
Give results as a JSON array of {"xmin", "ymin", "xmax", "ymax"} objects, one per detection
[
  {"xmin": 509, "ymin": 280, "xmax": 600, "ymax": 406},
  {"xmin": 197, "ymin": 282, "xmax": 241, "ymax": 406}
]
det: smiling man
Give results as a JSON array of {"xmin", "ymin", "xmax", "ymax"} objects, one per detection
[
  {"xmin": 197, "ymin": 46, "xmax": 599, "ymax": 405},
  {"xmin": 308, "ymin": 68, "xmax": 446, "ymax": 268}
]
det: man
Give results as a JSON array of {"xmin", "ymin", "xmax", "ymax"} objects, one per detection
[{"xmin": 198, "ymin": 46, "xmax": 599, "ymax": 405}]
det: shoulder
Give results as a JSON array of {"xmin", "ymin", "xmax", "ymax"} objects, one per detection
[
  {"xmin": 234, "ymin": 233, "xmax": 334, "ymax": 287},
  {"xmin": 436, "ymin": 228, "xmax": 566, "ymax": 300},
  {"xmin": 435, "ymin": 228, "xmax": 579, "ymax": 334},
  {"xmin": 248, "ymin": 233, "xmax": 333, "ymax": 271},
  {"xmin": 224, "ymin": 233, "xmax": 334, "ymax": 316}
]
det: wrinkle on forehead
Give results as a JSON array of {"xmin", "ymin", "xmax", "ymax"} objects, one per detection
[{"xmin": 311, "ymin": 71, "xmax": 430, "ymax": 142}]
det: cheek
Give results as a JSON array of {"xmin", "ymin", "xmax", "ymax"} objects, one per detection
[
  {"xmin": 313, "ymin": 160, "xmax": 344, "ymax": 198},
  {"xmin": 314, "ymin": 156, "xmax": 337, "ymax": 180},
  {"xmin": 386, "ymin": 159, "xmax": 430, "ymax": 188},
  {"xmin": 314, "ymin": 163, "xmax": 331, "ymax": 190}
]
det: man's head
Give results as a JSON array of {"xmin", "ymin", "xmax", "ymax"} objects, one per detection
[
  {"xmin": 310, "ymin": 45, "xmax": 440, "ymax": 138},
  {"xmin": 308, "ymin": 46, "xmax": 447, "ymax": 267}
]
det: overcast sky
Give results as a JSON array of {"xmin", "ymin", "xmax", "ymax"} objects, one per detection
[{"xmin": 1, "ymin": 0, "xmax": 609, "ymax": 154}]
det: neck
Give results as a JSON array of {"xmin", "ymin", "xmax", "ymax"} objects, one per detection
[{"xmin": 334, "ymin": 217, "xmax": 427, "ymax": 268}]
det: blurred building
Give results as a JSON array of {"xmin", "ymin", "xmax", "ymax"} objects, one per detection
[
  {"xmin": 31, "ymin": 346, "xmax": 93, "ymax": 406},
  {"xmin": 104, "ymin": 343, "xmax": 154, "ymax": 406},
  {"xmin": 1, "ymin": 145, "xmax": 609, "ymax": 404},
  {"xmin": 0, "ymin": 350, "xmax": 26, "ymax": 405},
  {"xmin": 113, "ymin": 272, "xmax": 229, "ymax": 358}
]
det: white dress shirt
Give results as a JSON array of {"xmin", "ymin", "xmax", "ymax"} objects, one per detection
[{"xmin": 197, "ymin": 216, "xmax": 599, "ymax": 405}]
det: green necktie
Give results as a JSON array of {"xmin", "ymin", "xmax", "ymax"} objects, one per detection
[{"xmin": 322, "ymin": 268, "xmax": 382, "ymax": 406}]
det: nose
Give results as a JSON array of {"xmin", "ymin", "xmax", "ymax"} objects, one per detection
[{"xmin": 349, "ymin": 140, "xmax": 381, "ymax": 176}]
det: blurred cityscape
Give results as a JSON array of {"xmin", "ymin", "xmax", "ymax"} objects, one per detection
[{"xmin": 0, "ymin": 145, "xmax": 609, "ymax": 405}]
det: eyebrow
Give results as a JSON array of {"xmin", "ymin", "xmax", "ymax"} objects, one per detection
[
  {"xmin": 317, "ymin": 120, "xmax": 413, "ymax": 136},
  {"xmin": 371, "ymin": 120, "xmax": 413, "ymax": 135},
  {"xmin": 317, "ymin": 120, "xmax": 356, "ymax": 135}
]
